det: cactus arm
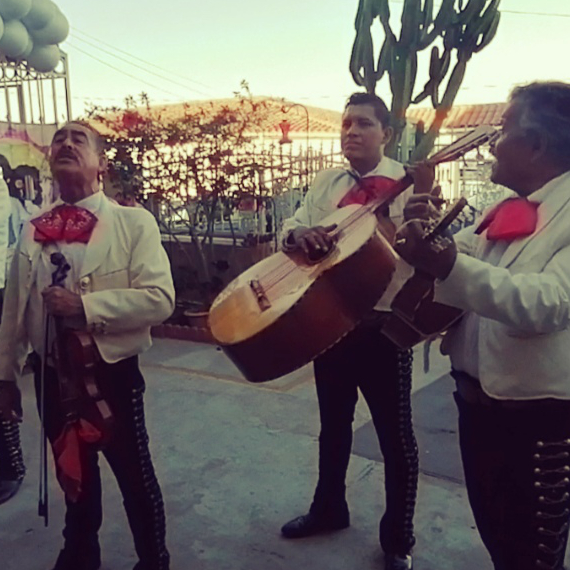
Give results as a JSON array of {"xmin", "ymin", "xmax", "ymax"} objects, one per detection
[
  {"xmin": 411, "ymin": 58, "xmax": 467, "ymax": 161},
  {"xmin": 457, "ymin": 0, "xmax": 487, "ymax": 25},
  {"xmin": 475, "ymin": 7, "xmax": 501, "ymax": 51},
  {"xmin": 399, "ymin": 0, "xmax": 422, "ymax": 47}
]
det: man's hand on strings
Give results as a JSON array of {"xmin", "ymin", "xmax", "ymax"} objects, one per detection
[
  {"xmin": 394, "ymin": 219, "xmax": 457, "ymax": 280},
  {"xmin": 0, "ymin": 381, "xmax": 22, "ymax": 423},
  {"xmin": 287, "ymin": 225, "xmax": 337, "ymax": 258},
  {"xmin": 403, "ymin": 194, "xmax": 446, "ymax": 222},
  {"xmin": 42, "ymin": 286, "xmax": 86, "ymax": 318},
  {"xmin": 405, "ymin": 161, "xmax": 437, "ymax": 195}
]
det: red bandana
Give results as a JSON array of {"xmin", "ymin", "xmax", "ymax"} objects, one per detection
[
  {"xmin": 52, "ymin": 419, "xmax": 103, "ymax": 502},
  {"xmin": 337, "ymin": 175, "xmax": 396, "ymax": 208},
  {"xmin": 475, "ymin": 198, "xmax": 540, "ymax": 241},
  {"xmin": 31, "ymin": 204, "xmax": 98, "ymax": 244}
]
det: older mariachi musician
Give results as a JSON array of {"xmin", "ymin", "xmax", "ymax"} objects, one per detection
[
  {"xmin": 396, "ymin": 81, "xmax": 570, "ymax": 570},
  {"xmin": 0, "ymin": 121, "xmax": 175, "ymax": 570}
]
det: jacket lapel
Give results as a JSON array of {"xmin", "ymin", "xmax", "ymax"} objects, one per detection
[{"xmin": 80, "ymin": 196, "xmax": 113, "ymax": 277}]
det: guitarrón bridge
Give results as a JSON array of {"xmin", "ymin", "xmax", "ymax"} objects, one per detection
[{"xmin": 249, "ymin": 279, "xmax": 271, "ymax": 311}]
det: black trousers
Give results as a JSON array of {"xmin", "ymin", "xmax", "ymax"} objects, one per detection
[
  {"xmin": 310, "ymin": 320, "xmax": 418, "ymax": 556},
  {"xmin": 33, "ymin": 354, "xmax": 170, "ymax": 570},
  {"xmin": 454, "ymin": 375, "xmax": 570, "ymax": 570},
  {"xmin": 0, "ymin": 289, "xmax": 25, "ymax": 483},
  {"xmin": 0, "ymin": 420, "xmax": 25, "ymax": 481}
]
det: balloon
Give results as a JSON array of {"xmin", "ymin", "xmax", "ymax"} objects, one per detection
[
  {"xmin": 0, "ymin": 20, "xmax": 31, "ymax": 58},
  {"xmin": 22, "ymin": 0, "xmax": 56, "ymax": 31},
  {"xmin": 29, "ymin": 8, "xmax": 68, "ymax": 45},
  {"xmin": 0, "ymin": 0, "xmax": 32, "ymax": 21},
  {"xmin": 16, "ymin": 36, "xmax": 34, "ymax": 60},
  {"xmin": 26, "ymin": 43, "xmax": 60, "ymax": 72}
]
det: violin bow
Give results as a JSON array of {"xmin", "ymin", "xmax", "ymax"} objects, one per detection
[{"xmin": 38, "ymin": 310, "xmax": 50, "ymax": 526}]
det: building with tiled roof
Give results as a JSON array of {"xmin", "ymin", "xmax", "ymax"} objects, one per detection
[
  {"xmin": 92, "ymin": 97, "xmax": 506, "ymax": 210},
  {"xmin": 406, "ymin": 103, "xmax": 506, "ymax": 130}
]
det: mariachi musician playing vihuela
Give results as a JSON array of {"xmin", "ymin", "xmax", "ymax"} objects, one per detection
[
  {"xmin": 0, "ymin": 121, "xmax": 175, "ymax": 570},
  {"xmin": 395, "ymin": 81, "xmax": 570, "ymax": 570}
]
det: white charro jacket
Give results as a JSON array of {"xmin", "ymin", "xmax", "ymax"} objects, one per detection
[{"xmin": 0, "ymin": 194, "xmax": 175, "ymax": 385}]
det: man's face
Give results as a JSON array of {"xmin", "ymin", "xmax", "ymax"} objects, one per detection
[
  {"xmin": 49, "ymin": 123, "xmax": 104, "ymax": 184},
  {"xmin": 490, "ymin": 101, "xmax": 535, "ymax": 193},
  {"xmin": 341, "ymin": 104, "xmax": 392, "ymax": 166}
]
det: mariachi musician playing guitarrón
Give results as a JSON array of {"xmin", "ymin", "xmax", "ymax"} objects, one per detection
[
  {"xmin": 0, "ymin": 121, "xmax": 175, "ymax": 570},
  {"xmin": 280, "ymin": 92, "xmax": 437, "ymax": 570}
]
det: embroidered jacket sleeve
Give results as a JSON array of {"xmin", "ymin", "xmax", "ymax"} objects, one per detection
[{"xmin": 81, "ymin": 211, "xmax": 175, "ymax": 334}]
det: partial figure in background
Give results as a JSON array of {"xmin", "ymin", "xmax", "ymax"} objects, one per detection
[{"xmin": 0, "ymin": 158, "xmax": 26, "ymax": 505}]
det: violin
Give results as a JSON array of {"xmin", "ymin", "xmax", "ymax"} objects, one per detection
[{"xmin": 49, "ymin": 252, "xmax": 114, "ymax": 444}]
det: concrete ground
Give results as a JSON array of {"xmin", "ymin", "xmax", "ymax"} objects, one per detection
[{"xmin": 2, "ymin": 338, "xmax": 568, "ymax": 570}]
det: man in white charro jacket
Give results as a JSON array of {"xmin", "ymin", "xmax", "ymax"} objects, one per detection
[
  {"xmin": 0, "ymin": 121, "xmax": 174, "ymax": 570},
  {"xmin": 396, "ymin": 82, "xmax": 570, "ymax": 570},
  {"xmin": 280, "ymin": 92, "xmax": 435, "ymax": 570},
  {"xmin": 0, "ymin": 165, "xmax": 26, "ymax": 504}
]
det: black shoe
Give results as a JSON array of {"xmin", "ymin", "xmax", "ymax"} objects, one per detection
[
  {"xmin": 384, "ymin": 553, "xmax": 413, "ymax": 570},
  {"xmin": 51, "ymin": 548, "xmax": 101, "ymax": 570},
  {"xmin": 281, "ymin": 511, "xmax": 350, "ymax": 539},
  {"xmin": 0, "ymin": 479, "xmax": 22, "ymax": 505}
]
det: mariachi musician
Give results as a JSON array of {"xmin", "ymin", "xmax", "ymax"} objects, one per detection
[
  {"xmin": 396, "ymin": 81, "xmax": 570, "ymax": 570},
  {"xmin": 279, "ymin": 92, "xmax": 436, "ymax": 570},
  {"xmin": 0, "ymin": 121, "xmax": 175, "ymax": 570}
]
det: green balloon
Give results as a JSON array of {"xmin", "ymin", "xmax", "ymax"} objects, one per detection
[
  {"xmin": 0, "ymin": 0, "xmax": 32, "ymax": 21},
  {"xmin": 27, "ymin": 43, "xmax": 60, "ymax": 72},
  {"xmin": 22, "ymin": 0, "xmax": 56, "ymax": 31},
  {"xmin": 0, "ymin": 20, "xmax": 30, "ymax": 58},
  {"xmin": 30, "ymin": 9, "xmax": 68, "ymax": 45}
]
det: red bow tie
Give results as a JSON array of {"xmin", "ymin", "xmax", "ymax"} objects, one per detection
[
  {"xmin": 475, "ymin": 197, "xmax": 539, "ymax": 241},
  {"xmin": 337, "ymin": 175, "xmax": 396, "ymax": 208},
  {"xmin": 32, "ymin": 204, "xmax": 98, "ymax": 244}
]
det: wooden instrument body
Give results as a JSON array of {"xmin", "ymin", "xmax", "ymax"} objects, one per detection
[
  {"xmin": 210, "ymin": 126, "xmax": 497, "ymax": 381},
  {"xmin": 381, "ymin": 271, "xmax": 463, "ymax": 350},
  {"xmin": 209, "ymin": 204, "xmax": 398, "ymax": 383},
  {"xmin": 50, "ymin": 252, "xmax": 113, "ymax": 445},
  {"xmin": 58, "ymin": 328, "xmax": 114, "ymax": 446}
]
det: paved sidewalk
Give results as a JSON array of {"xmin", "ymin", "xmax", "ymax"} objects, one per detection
[{"xmin": 2, "ymin": 338, "xmax": 566, "ymax": 570}]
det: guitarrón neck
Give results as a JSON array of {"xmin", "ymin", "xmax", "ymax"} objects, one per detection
[{"xmin": 329, "ymin": 125, "xmax": 498, "ymax": 238}]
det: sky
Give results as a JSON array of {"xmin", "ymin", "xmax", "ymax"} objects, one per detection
[{"xmin": 51, "ymin": 0, "xmax": 570, "ymax": 119}]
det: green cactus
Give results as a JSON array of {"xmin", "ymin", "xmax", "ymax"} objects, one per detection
[{"xmin": 349, "ymin": 0, "xmax": 502, "ymax": 160}]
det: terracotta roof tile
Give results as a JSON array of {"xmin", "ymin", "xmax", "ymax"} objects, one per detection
[{"xmin": 406, "ymin": 103, "xmax": 507, "ymax": 129}]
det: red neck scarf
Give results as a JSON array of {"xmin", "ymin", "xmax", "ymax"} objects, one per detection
[
  {"xmin": 337, "ymin": 175, "xmax": 396, "ymax": 208},
  {"xmin": 31, "ymin": 204, "xmax": 98, "ymax": 244},
  {"xmin": 475, "ymin": 197, "xmax": 540, "ymax": 241}
]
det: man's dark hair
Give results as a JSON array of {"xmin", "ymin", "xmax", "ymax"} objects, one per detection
[
  {"xmin": 509, "ymin": 81, "xmax": 570, "ymax": 167},
  {"xmin": 345, "ymin": 92, "xmax": 391, "ymax": 128}
]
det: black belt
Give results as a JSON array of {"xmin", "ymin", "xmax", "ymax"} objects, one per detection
[{"xmin": 452, "ymin": 369, "xmax": 566, "ymax": 411}]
